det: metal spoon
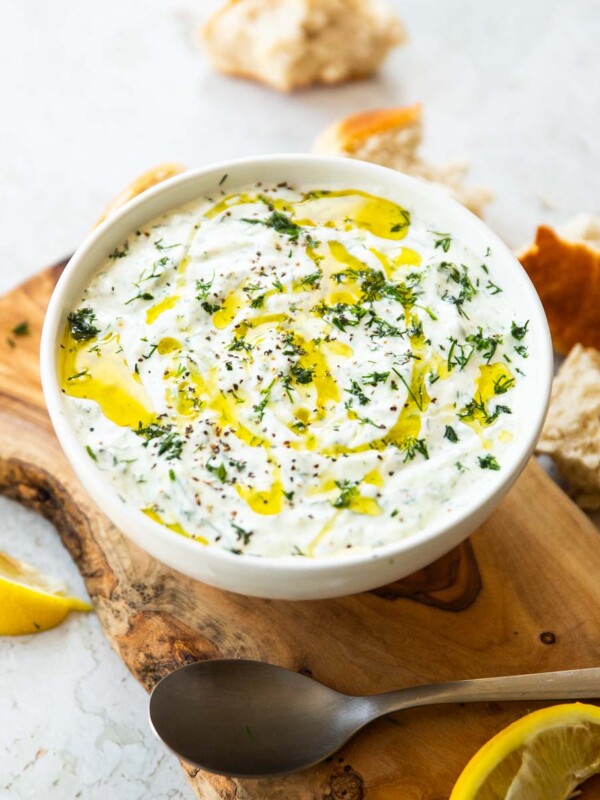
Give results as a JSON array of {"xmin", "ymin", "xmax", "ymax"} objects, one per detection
[{"xmin": 148, "ymin": 659, "xmax": 600, "ymax": 778}]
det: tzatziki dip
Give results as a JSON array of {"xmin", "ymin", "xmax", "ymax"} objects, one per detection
[{"xmin": 60, "ymin": 183, "xmax": 530, "ymax": 558}]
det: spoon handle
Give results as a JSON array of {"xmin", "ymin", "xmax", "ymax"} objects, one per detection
[{"xmin": 368, "ymin": 667, "xmax": 600, "ymax": 717}]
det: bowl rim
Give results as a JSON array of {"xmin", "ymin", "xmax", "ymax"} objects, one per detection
[{"xmin": 41, "ymin": 153, "xmax": 554, "ymax": 577}]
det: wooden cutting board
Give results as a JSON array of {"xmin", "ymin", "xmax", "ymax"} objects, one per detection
[{"xmin": 2, "ymin": 258, "xmax": 600, "ymax": 800}]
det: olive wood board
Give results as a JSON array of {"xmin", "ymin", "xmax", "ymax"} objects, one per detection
[{"xmin": 2, "ymin": 258, "xmax": 600, "ymax": 800}]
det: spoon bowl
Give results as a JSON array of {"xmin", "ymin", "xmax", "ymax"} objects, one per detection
[{"xmin": 149, "ymin": 660, "xmax": 369, "ymax": 777}]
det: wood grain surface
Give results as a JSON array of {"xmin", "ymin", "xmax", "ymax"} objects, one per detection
[{"xmin": 2, "ymin": 260, "xmax": 600, "ymax": 799}]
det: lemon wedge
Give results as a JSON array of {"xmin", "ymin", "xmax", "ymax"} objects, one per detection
[
  {"xmin": 0, "ymin": 550, "xmax": 92, "ymax": 635},
  {"xmin": 450, "ymin": 702, "xmax": 600, "ymax": 799}
]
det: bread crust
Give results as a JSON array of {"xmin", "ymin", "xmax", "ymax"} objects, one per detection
[
  {"xmin": 519, "ymin": 224, "xmax": 600, "ymax": 354},
  {"xmin": 316, "ymin": 104, "xmax": 422, "ymax": 153},
  {"xmin": 537, "ymin": 344, "xmax": 600, "ymax": 509},
  {"xmin": 95, "ymin": 163, "xmax": 186, "ymax": 227}
]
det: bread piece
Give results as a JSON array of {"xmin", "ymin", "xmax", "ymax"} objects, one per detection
[
  {"xmin": 95, "ymin": 163, "xmax": 186, "ymax": 227},
  {"xmin": 201, "ymin": 0, "xmax": 406, "ymax": 92},
  {"xmin": 537, "ymin": 344, "xmax": 600, "ymax": 509},
  {"xmin": 313, "ymin": 105, "xmax": 491, "ymax": 217},
  {"xmin": 518, "ymin": 215, "xmax": 600, "ymax": 354}
]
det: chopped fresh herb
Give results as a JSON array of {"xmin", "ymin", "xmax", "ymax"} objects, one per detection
[
  {"xmin": 290, "ymin": 364, "xmax": 314, "ymax": 384},
  {"xmin": 399, "ymin": 436, "xmax": 429, "ymax": 462},
  {"xmin": 345, "ymin": 379, "xmax": 369, "ymax": 406},
  {"xmin": 206, "ymin": 457, "xmax": 228, "ymax": 482},
  {"xmin": 201, "ymin": 301, "xmax": 221, "ymax": 314},
  {"xmin": 219, "ymin": 173, "xmax": 228, "ymax": 186},
  {"xmin": 334, "ymin": 266, "xmax": 420, "ymax": 307},
  {"xmin": 313, "ymin": 301, "xmax": 368, "ymax": 333},
  {"xmin": 416, "ymin": 304, "xmax": 438, "ymax": 320},
  {"xmin": 389, "ymin": 209, "xmax": 411, "ymax": 234},
  {"xmin": 292, "ymin": 545, "xmax": 307, "ymax": 556},
  {"xmin": 447, "ymin": 336, "xmax": 474, "ymax": 372},
  {"xmin": 332, "ymin": 305, "xmax": 367, "ymax": 332},
  {"xmin": 300, "ymin": 270, "xmax": 322, "ymax": 288},
  {"xmin": 168, "ymin": 468, "xmax": 176, "ymax": 482},
  {"xmin": 444, "ymin": 426, "xmax": 459, "ymax": 443},
  {"xmin": 354, "ymin": 414, "xmax": 385, "ymax": 429},
  {"xmin": 142, "ymin": 343, "xmax": 158, "ymax": 360},
  {"xmin": 243, "ymin": 282, "xmax": 263, "ymax": 296},
  {"xmin": 154, "ymin": 238, "xmax": 181, "ymax": 251},
  {"xmin": 272, "ymin": 276, "xmax": 284, "ymax": 292},
  {"xmin": 392, "ymin": 368, "xmax": 424, "ymax": 411},
  {"xmin": 134, "ymin": 257, "xmax": 169, "ymax": 286},
  {"xmin": 282, "ymin": 332, "xmax": 306, "ymax": 357},
  {"xmin": 67, "ymin": 369, "xmax": 89, "ymax": 381},
  {"xmin": 283, "ymin": 490, "xmax": 295, "ymax": 501},
  {"xmin": 431, "ymin": 231, "xmax": 452, "ymax": 252},
  {"xmin": 67, "ymin": 307, "xmax": 100, "ymax": 341},
  {"xmin": 135, "ymin": 423, "xmax": 183, "ymax": 460},
  {"xmin": 486, "ymin": 280, "xmax": 503, "ymax": 294},
  {"xmin": 493, "ymin": 374, "xmax": 516, "ymax": 394},
  {"xmin": 479, "ymin": 454, "xmax": 500, "ymax": 470},
  {"xmin": 333, "ymin": 479, "xmax": 359, "ymax": 509},
  {"xmin": 515, "ymin": 344, "xmax": 529, "ymax": 358},
  {"xmin": 228, "ymin": 336, "xmax": 254, "ymax": 353},
  {"xmin": 125, "ymin": 291, "xmax": 154, "ymax": 305},
  {"xmin": 11, "ymin": 321, "xmax": 29, "ymax": 337},
  {"xmin": 362, "ymin": 371, "xmax": 389, "ymax": 386},
  {"xmin": 195, "ymin": 277, "xmax": 214, "ymax": 301},
  {"xmin": 511, "ymin": 320, "xmax": 529, "ymax": 340},
  {"xmin": 232, "ymin": 523, "xmax": 252, "ymax": 545},
  {"xmin": 250, "ymin": 293, "xmax": 266, "ymax": 309},
  {"xmin": 459, "ymin": 396, "xmax": 511, "ymax": 426},
  {"xmin": 408, "ymin": 319, "xmax": 424, "ymax": 339},
  {"xmin": 465, "ymin": 327, "xmax": 502, "ymax": 363},
  {"xmin": 281, "ymin": 374, "xmax": 295, "ymax": 401},
  {"xmin": 85, "ymin": 445, "xmax": 97, "ymax": 461},
  {"xmin": 253, "ymin": 379, "xmax": 275, "ymax": 422},
  {"xmin": 243, "ymin": 211, "xmax": 304, "ymax": 243},
  {"xmin": 366, "ymin": 313, "xmax": 406, "ymax": 339},
  {"xmin": 109, "ymin": 242, "xmax": 129, "ymax": 259},
  {"xmin": 439, "ymin": 262, "xmax": 477, "ymax": 318}
]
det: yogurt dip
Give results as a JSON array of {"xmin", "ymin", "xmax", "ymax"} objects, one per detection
[{"xmin": 59, "ymin": 182, "xmax": 530, "ymax": 558}]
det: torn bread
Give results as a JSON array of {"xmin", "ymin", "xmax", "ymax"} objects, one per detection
[
  {"xmin": 518, "ymin": 215, "xmax": 600, "ymax": 354},
  {"xmin": 313, "ymin": 105, "xmax": 491, "ymax": 217},
  {"xmin": 201, "ymin": 0, "xmax": 405, "ymax": 92},
  {"xmin": 95, "ymin": 163, "xmax": 186, "ymax": 227},
  {"xmin": 537, "ymin": 344, "xmax": 600, "ymax": 509}
]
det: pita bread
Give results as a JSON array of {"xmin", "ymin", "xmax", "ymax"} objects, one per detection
[
  {"xmin": 518, "ymin": 219, "xmax": 600, "ymax": 354},
  {"xmin": 537, "ymin": 344, "xmax": 600, "ymax": 509}
]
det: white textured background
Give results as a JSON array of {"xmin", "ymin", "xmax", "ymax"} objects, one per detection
[{"xmin": 1, "ymin": 0, "xmax": 599, "ymax": 797}]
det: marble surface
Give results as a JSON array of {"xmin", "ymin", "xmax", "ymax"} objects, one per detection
[{"xmin": 1, "ymin": 0, "xmax": 599, "ymax": 797}]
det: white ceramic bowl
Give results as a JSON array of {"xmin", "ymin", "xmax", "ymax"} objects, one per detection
[{"xmin": 41, "ymin": 155, "xmax": 553, "ymax": 600}]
